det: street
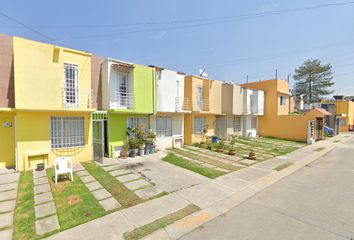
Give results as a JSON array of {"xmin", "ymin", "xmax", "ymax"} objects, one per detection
[{"xmin": 180, "ymin": 138, "xmax": 354, "ymax": 240}]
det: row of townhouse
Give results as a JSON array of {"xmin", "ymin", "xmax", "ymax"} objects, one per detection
[{"xmin": 0, "ymin": 34, "xmax": 330, "ymax": 171}]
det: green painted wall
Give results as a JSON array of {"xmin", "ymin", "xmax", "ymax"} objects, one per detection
[
  {"xmin": 112, "ymin": 64, "xmax": 155, "ymax": 114},
  {"xmin": 107, "ymin": 64, "xmax": 155, "ymax": 157}
]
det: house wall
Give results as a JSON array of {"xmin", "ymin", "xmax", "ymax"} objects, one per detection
[
  {"xmin": 222, "ymin": 84, "xmax": 233, "ymax": 115},
  {"xmin": 0, "ymin": 34, "xmax": 15, "ymax": 108},
  {"xmin": 157, "ymin": 69, "xmax": 184, "ymax": 112},
  {"xmin": 336, "ymin": 101, "xmax": 354, "ymax": 132},
  {"xmin": 0, "ymin": 111, "xmax": 15, "ymax": 168},
  {"xmin": 209, "ymin": 80, "xmax": 222, "ymax": 115},
  {"xmin": 241, "ymin": 79, "xmax": 325, "ymax": 142},
  {"xmin": 150, "ymin": 113, "xmax": 184, "ymax": 150},
  {"xmin": 184, "ymin": 113, "xmax": 216, "ymax": 145},
  {"xmin": 13, "ymin": 37, "xmax": 92, "ymax": 111},
  {"xmin": 91, "ymin": 55, "xmax": 104, "ymax": 109},
  {"xmin": 16, "ymin": 112, "xmax": 92, "ymax": 171}
]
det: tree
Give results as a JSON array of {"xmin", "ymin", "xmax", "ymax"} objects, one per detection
[{"xmin": 293, "ymin": 59, "xmax": 334, "ymax": 104}]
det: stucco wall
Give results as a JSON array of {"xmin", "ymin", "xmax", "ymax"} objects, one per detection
[
  {"xmin": 157, "ymin": 69, "xmax": 184, "ymax": 112},
  {"xmin": 16, "ymin": 112, "xmax": 92, "ymax": 171},
  {"xmin": 13, "ymin": 37, "xmax": 92, "ymax": 111},
  {"xmin": 0, "ymin": 34, "xmax": 15, "ymax": 108},
  {"xmin": 222, "ymin": 84, "xmax": 233, "ymax": 115},
  {"xmin": 184, "ymin": 113, "xmax": 216, "ymax": 144},
  {"xmin": 150, "ymin": 113, "xmax": 184, "ymax": 149},
  {"xmin": 337, "ymin": 101, "xmax": 354, "ymax": 132},
  {"xmin": 91, "ymin": 55, "xmax": 104, "ymax": 109},
  {"xmin": 0, "ymin": 112, "xmax": 15, "ymax": 167}
]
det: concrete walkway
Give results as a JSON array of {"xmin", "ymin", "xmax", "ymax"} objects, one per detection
[
  {"xmin": 33, "ymin": 169, "xmax": 60, "ymax": 236},
  {"xmin": 46, "ymin": 134, "xmax": 353, "ymax": 240},
  {"xmin": 0, "ymin": 168, "xmax": 19, "ymax": 240},
  {"xmin": 74, "ymin": 163, "xmax": 121, "ymax": 211}
]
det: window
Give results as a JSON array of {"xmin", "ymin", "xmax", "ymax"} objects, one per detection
[
  {"xmin": 64, "ymin": 63, "xmax": 79, "ymax": 106},
  {"xmin": 233, "ymin": 117, "xmax": 241, "ymax": 132},
  {"xmin": 127, "ymin": 117, "xmax": 148, "ymax": 130},
  {"xmin": 51, "ymin": 117, "xmax": 85, "ymax": 149},
  {"xmin": 194, "ymin": 117, "xmax": 206, "ymax": 134},
  {"xmin": 156, "ymin": 117, "xmax": 172, "ymax": 137},
  {"xmin": 196, "ymin": 85, "xmax": 204, "ymax": 110},
  {"xmin": 280, "ymin": 96, "xmax": 286, "ymax": 106}
]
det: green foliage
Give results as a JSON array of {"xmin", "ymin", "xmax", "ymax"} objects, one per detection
[{"xmin": 293, "ymin": 59, "xmax": 334, "ymax": 103}]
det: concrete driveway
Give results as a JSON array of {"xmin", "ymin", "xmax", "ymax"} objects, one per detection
[{"xmin": 180, "ymin": 138, "xmax": 354, "ymax": 240}]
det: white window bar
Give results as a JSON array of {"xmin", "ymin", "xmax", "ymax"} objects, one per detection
[
  {"xmin": 156, "ymin": 117, "xmax": 172, "ymax": 137},
  {"xmin": 64, "ymin": 63, "xmax": 79, "ymax": 107},
  {"xmin": 194, "ymin": 117, "xmax": 206, "ymax": 134},
  {"xmin": 233, "ymin": 117, "xmax": 241, "ymax": 132},
  {"xmin": 51, "ymin": 117, "xmax": 85, "ymax": 149}
]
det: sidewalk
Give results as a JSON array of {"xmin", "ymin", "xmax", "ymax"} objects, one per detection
[{"xmin": 46, "ymin": 134, "xmax": 353, "ymax": 240}]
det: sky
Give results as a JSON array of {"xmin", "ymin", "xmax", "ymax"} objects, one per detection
[{"xmin": 1, "ymin": 0, "xmax": 354, "ymax": 96}]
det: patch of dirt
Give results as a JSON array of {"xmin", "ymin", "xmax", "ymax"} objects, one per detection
[
  {"xmin": 84, "ymin": 212, "xmax": 92, "ymax": 218},
  {"xmin": 67, "ymin": 195, "xmax": 82, "ymax": 205},
  {"xmin": 51, "ymin": 180, "xmax": 71, "ymax": 192}
]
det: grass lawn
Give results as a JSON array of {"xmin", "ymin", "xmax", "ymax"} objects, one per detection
[
  {"xmin": 123, "ymin": 204, "xmax": 201, "ymax": 240},
  {"xmin": 172, "ymin": 148, "xmax": 241, "ymax": 171},
  {"xmin": 163, "ymin": 153, "xmax": 224, "ymax": 179},
  {"xmin": 13, "ymin": 171, "xmax": 36, "ymax": 240},
  {"xmin": 83, "ymin": 162, "xmax": 143, "ymax": 208},
  {"xmin": 274, "ymin": 162, "xmax": 293, "ymax": 171},
  {"xmin": 47, "ymin": 168, "xmax": 106, "ymax": 231}
]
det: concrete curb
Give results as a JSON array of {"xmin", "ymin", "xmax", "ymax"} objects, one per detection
[{"xmin": 144, "ymin": 134, "xmax": 352, "ymax": 240}]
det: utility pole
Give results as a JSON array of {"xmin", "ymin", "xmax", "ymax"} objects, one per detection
[
  {"xmin": 275, "ymin": 69, "xmax": 278, "ymax": 79},
  {"xmin": 246, "ymin": 75, "xmax": 249, "ymax": 83}
]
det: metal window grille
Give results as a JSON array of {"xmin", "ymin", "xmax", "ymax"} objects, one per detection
[
  {"xmin": 156, "ymin": 117, "xmax": 172, "ymax": 137},
  {"xmin": 51, "ymin": 117, "xmax": 85, "ymax": 149},
  {"xmin": 233, "ymin": 117, "xmax": 241, "ymax": 132},
  {"xmin": 127, "ymin": 117, "xmax": 148, "ymax": 138},
  {"xmin": 194, "ymin": 117, "xmax": 206, "ymax": 134},
  {"xmin": 64, "ymin": 63, "xmax": 79, "ymax": 107},
  {"xmin": 280, "ymin": 96, "xmax": 286, "ymax": 106}
]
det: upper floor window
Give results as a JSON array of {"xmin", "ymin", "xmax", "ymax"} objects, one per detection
[
  {"xmin": 280, "ymin": 96, "xmax": 286, "ymax": 106},
  {"xmin": 51, "ymin": 117, "xmax": 85, "ymax": 149},
  {"xmin": 156, "ymin": 117, "xmax": 172, "ymax": 137},
  {"xmin": 64, "ymin": 63, "xmax": 79, "ymax": 106}
]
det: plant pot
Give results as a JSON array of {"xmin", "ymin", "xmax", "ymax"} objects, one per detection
[
  {"xmin": 248, "ymin": 151, "xmax": 257, "ymax": 160},
  {"xmin": 145, "ymin": 144, "xmax": 150, "ymax": 155},
  {"xmin": 229, "ymin": 149, "xmax": 236, "ymax": 155},
  {"xmin": 216, "ymin": 148, "xmax": 224, "ymax": 153},
  {"xmin": 129, "ymin": 150, "xmax": 136, "ymax": 158},
  {"xmin": 139, "ymin": 149, "xmax": 144, "ymax": 156},
  {"xmin": 150, "ymin": 145, "xmax": 156, "ymax": 154},
  {"xmin": 133, "ymin": 148, "xmax": 139, "ymax": 155}
]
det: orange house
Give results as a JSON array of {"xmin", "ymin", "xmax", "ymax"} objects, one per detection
[
  {"xmin": 183, "ymin": 76, "xmax": 223, "ymax": 145},
  {"xmin": 242, "ymin": 79, "xmax": 331, "ymax": 143}
]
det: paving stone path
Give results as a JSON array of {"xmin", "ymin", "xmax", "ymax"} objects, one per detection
[
  {"xmin": 101, "ymin": 163, "xmax": 163, "ymax": 200},
  {"xmin": 0, "ymin": 169, "xmax": 19, "ymax": 240},
  {"xmin": 33, "ymin": 169, "xmax": 60, "ymax": 236},
  {"xmin": 73, "ymin": 163, "xmax": 121, "ymax": 211}
]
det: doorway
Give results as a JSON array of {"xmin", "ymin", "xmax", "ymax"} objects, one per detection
[{"xmin": 92, "ymin": 112, "xmax": 109, "ymax": 163}]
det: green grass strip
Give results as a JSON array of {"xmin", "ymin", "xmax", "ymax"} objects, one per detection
[
  {"xmin": 13, "ymin": 171, "xmax": 36, "ymax": 240},
  {"xmin": 83, "ymin": 162, "xmax": 143, "ymax": 208},
  {"xmin": 47, "ymin": 168, "xmax": 106, "ymax": 231},
  {"xmin": 123, "ymin": 204, "xmax": 201, "ymax": 240},
  {"xmin": 172, "ymin": 148, "xmax": 240, "ymax": 171},
  {"xmin": 163, "ymin": 153, "xmax": 224, "ymax": 179},
  {"xmin": 274, "ymin": 162, "xmax": 293, "ymax": 171}
]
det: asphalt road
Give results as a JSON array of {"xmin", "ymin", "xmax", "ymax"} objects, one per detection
[{"xmin": 180, "ymin": 138, "xmax": 354, "ymax": 240}]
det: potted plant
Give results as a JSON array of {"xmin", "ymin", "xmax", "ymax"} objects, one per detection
[
  {"xmin": 129, "ymin": 138, "xmax": 138, "ymax": 158},
  {"xmin": 120, "ymin": 141, "xmax": 129, "ymax": 159},
  {"xmin": 144, "ymin": 139, "xmax": 152, "ymax": 155},
  {"xmin": 248, "ymin": 149, "xmax": 257, "ymax": 160},
  {"xmin": 138, "ymin": 140, "xmax": 145, "ymax": 156},
  {"xmin": 229, "ymin": 147, "xmax": 236, "ymax": 155}
]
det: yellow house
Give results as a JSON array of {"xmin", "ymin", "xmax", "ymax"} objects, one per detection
[
  {"xmin": 184, "ymin": 76, "xmax": 223, "ymax": 144},
  {"xmin": 321, "ymin": 99, "xmax": 354, "ymax": 132},
  {"xmin": 12, "ymin": 36, "xmax": 96, "ymax": 171},
  {"xmin": 242, "ymin": 79, "xmax": 331, "ymax": 143},
  {"xmin": 0, "ymin": 34, "xmax": 15, "ymax": 168}
]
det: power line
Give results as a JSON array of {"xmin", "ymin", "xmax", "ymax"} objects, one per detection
[
  {"xmin": 0, "ymin": 10, "xmax": 60, "ymax": 44},
  {"xmin": 1, "ymin": 1, "xmax": 354, "ymax": 30}
]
